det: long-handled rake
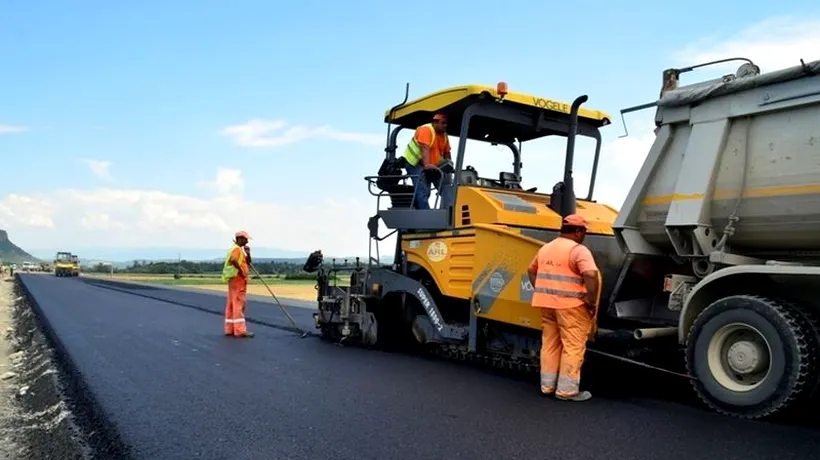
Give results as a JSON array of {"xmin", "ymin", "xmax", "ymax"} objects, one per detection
[{"xmin": 249, "ymin": 264, "xmax": 309, "ymax": 338}]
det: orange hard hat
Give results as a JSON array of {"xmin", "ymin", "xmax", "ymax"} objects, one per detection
[
  {"xmin": 562, "ymin": 214, "xmax": 588, "ymax": 229},
  {"xmin": 235, "ymin": 230, "xmax": 251, "ymax": 239}
]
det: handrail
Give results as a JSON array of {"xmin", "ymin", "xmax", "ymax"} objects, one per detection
[
  {"xmin": 364, "ymin": 167, "xmax": 446, "ymax": 209},
  {"xmin": 364, "ymin": 166, "xmax": 447, "ymax": 266}
]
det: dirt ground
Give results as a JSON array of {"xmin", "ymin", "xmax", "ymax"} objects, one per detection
[
  {"xmin": 187, "ymin": 284, "xmax": 317, "ymax": 301},
  {"xmin": 0, "ymin": 276, "xmax": 22, "ymax": 459},
  {"xmin": 0, "ymin": 275, "xmax": 98, "ymax": 460}
]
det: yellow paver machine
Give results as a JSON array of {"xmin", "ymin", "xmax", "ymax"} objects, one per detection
[{"xmin": 308, "ymin": 82, "xmax": 624, "ymax": 368}]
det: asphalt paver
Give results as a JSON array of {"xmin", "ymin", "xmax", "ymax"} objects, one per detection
[{"xmin": 17, "ymin": 274, "xmax": 820, "ymax": 460}]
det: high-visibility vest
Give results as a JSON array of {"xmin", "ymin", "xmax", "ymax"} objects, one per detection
[
  {"xmin": 221, "ymin": 244, "xmax": 247, "ymax": 283},
  {"xmin": 403, "ymin": 123, "xmax": 449, "ymax": 167},
  {"xmin": 531, "ymin": 237, "xmax": 589, "ymax": 309}
]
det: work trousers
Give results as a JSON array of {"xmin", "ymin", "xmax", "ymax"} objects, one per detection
[
  {"xmin": 539, "ymin": 305, "xmax": 592, "ymax": 397},
  {"xmin": 224, "ymin": 276, "xmax": 248, "ymax": 336},
  {"xmin": 406, "ymin": 163, "xmax": 453, "ymax": 210}
]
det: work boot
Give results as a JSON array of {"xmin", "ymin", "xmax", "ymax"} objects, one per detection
[
  {"xmin": 556, "ymin": 391, "xmax": 592, "ymax": 402},
  {"xmin": 540, "ymin": 388, "xmax": 555, "ymax": 397},
  {"xmin": 237, "ymin": 332, "xmax": 255, "ymax": 338}
]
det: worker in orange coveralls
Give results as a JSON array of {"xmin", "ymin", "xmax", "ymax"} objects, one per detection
[
  {"xmin": 222, "ymin": 230, "xmax": 254, "ymax": 338},
  {"xmin": 527, "ymin": 214, "xmax": 601, "ymax": 401}
]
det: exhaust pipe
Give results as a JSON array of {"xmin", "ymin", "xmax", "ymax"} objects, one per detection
[
  {"xmin": 560, "ymin": 94, "xmax": 588, "ymax": 218},
  {"xmin": 595, "ymin": 328, "xmax": 634, "ymax": 342},
  {"xmin": 633, "ymin": 327, "xmax": 677, "ymax": 340}
]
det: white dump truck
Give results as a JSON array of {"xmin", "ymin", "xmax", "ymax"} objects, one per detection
[{"xmin": 613, "ymin": 57, "xmax": 820, "ymax": 419}]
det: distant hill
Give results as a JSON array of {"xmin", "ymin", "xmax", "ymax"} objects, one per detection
[{"xmin": 0, "ymin": 230, "xmax": 41, "ymax": 264}]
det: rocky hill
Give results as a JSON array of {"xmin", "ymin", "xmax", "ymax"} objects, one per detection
[{"xmin": 0, "ymin": 230, "xmax": 40, "ymax": 264}]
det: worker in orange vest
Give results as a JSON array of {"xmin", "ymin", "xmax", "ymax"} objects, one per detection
[
  {"xmin": 527, "ymin": 214, "xmax": 601, "ymax": 401},
  {"xmin": 402, "ymin": 113, "xmax": 454, "ymax": 209},
  {"xmin": 221, "ymin": 230, "xmax": 254, "ymax": 338}
]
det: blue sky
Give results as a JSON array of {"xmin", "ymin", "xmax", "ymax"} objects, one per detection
[{"xmin": 2, "ymin": 1, "xmax": 820, "ymax": 260}]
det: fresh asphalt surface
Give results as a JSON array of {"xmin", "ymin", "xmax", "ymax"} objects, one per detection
[{"xmin": 17, "ymin": 274, "xmax": 820, "ymax": 460}]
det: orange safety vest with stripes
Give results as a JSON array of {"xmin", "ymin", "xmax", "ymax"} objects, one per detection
[
  {"xmin": 403, "ymin": 123, "xmax": 450, "ymax": 167},
  {"xmin": 531, "ymin": 237, "xmax": 589, "ymax": 309}
]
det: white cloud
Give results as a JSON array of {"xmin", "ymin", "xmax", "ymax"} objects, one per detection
[
  {"xmin": 82, "ymin": 159, "xmax": 113, "ymax": 181},
  {"xmin": 200, "ymin": 167, "xmax": 244, "ymax": 196},
  {"xmin": 0, "ymin": 124, "xmax": 28, "ymax": 134},
  {"xmin": 219, "ymin": 119, "xmax": 382, "ymax": 148},
  {"xmin": 80, "ymin": 212, "xmax": 125, "ymax": 230},
  {"xmin": 0, "ymin": 168, "xmax": 372, "ymax": 257},
  {"xmin": 673, "ymin": 16, "xmax": 820, "ymax": 75},
  {"xmin": 0, "ymin": 194, "xmax": 55, "ymax": 229}
]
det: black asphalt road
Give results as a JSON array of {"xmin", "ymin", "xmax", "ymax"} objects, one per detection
[{"xmin": 17, "ymin": 274, "xmax": 820, "ymax": 460}]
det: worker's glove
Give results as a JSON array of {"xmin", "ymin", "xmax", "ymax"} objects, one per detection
[{"xmin": 438, "ymin": 160, "xmax": 455, "ymax": 174}]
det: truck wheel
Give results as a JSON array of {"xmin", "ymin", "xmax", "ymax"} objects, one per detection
[
  {"xmin": 787, "ymin": 303, "xmax": 820, "ymax": 402},
  {"xmin": 685, "ymin": 295, "xmax": 815, "ymax": 419}
]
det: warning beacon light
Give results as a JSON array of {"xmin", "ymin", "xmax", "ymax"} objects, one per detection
[{"xmin": 497, "ymin": 81, "xmax": 508, "ymax": 97}]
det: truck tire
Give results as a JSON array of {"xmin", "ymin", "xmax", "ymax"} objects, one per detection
[
  {"xmin": 685, "ymin": 295, "xmax": 815, "ymax": 419},
  {"xmin": 787, "ymin": 303, "xmax": 820, "ymax": 402}
]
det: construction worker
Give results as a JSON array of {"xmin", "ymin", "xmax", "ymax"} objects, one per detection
[
  {"xmin": 527, "ymin": 214, "xmax": 601, "ymax": 401},
  {"xmin": 221, "ymin": 230, "xmax": 254, "ymax": 338},
  {"xmin": 402, "ymin": 113, "xmax": 454, "ymax": 210}
]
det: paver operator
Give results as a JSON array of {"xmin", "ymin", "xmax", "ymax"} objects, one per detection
[
  {"xmin": 222, "ymin": 230, "xmax": 255, "ymax": 338},
  {"xmin": 403, "ymin": 113, "xmax": 455, "ymax": 210},
  {"xmin": 527, "ymin": 214, "xmax": 601, "ymax": 401}
]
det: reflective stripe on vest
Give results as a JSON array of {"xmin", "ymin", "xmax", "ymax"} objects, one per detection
[
  {"xmin": 403, "ymin": 123, "xmax": 449, "ymax": 167},
  {"xmin": 221, "ymin": 244, "xmax": 246, "ymax": 283},
  {"xmin": 531, "ymin": 237, "xmax": 588, "ymax": 308}
]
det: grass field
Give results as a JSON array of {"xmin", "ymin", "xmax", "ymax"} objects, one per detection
[{"xmin": 85, "ymin": 273, "xmax": 336, "ymax": 302}]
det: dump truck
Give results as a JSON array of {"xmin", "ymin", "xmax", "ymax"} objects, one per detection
[
  {"xmin": 609, "ymin": 57, "xmax": 820, "ymax": 419},
  {"xmin": 54, "ymin": 251, "xmax": 74, "ymax": 277},
  {"xmin": 307, "ymin": 56, "xmax": 820, "ymax": 420}
]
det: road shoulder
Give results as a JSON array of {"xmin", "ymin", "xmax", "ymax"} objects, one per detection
[{"xmin": 1, "ymin": 275, "xmax": 96, "ymax": 459}]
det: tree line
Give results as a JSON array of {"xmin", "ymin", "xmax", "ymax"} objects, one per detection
[{"xmin": 85, "ymin": 259, "xmax": 317, "ymax": 280}]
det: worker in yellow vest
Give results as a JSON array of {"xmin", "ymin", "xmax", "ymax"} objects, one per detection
[
  {"xmin": 402, "ymin": 113, "xmax": 454, "ymax": 209},
  {"xmin": 222, "ymin": 230, "xmax": 254, "ymax": 338},
  {"xmin": 527, "ymin": 214, "xmax": 601, "ymax": 401}
]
